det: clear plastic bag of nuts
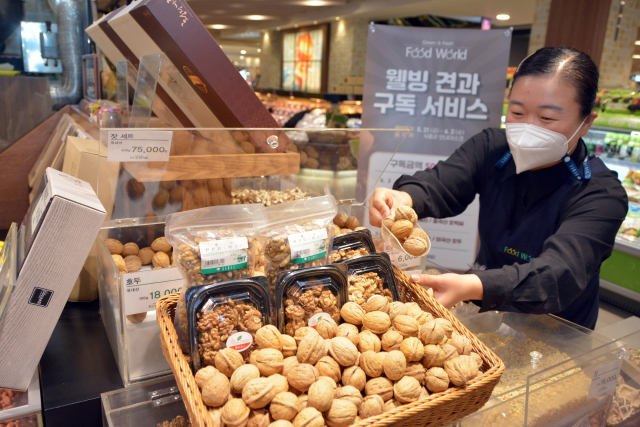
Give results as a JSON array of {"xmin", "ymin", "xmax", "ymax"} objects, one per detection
[
  {"xmin": 274, "ymin": 265, "xmax": 348, "ymax": 336},
  {"xmin": 185, "ymin": 277, "xmax": 271, "ymax": 372},
  {"xmin": 165, "ymin": 204, "xmax": 266, "ymax": 352},
  {"xmin": 256, "ymin": 195, "xmax": 338, "ymax": 303}
]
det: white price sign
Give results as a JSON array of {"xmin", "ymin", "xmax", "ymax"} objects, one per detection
[
  {"xmin": 107, "ymin": 130, "xmax": 173, "ymax": 162},
  {"xmin": 122, "ymin": 268, "xmax": 184, "ymax": 316},
  {"xmin": 385, "ymin": 242, "xmax": 421, "ymax": 271},
  {"xmin": 587, "ymin": 359, "xmax": 622, "ymax": 400}
]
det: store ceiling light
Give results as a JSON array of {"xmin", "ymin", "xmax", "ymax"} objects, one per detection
[
  {"xmin": 208, "ymin": 24, "xmax": 231, "ymax": 29},
  {"xmin": 243, "ymin": 15, "xmax": 271, "ymax": 20},
  {"xmin": 635, "ymin": 40, "xmax": 640, "ymax": 45},
  {"xmin": 335, "ymin": 17, "xmax": 340, "ymax": 21},
  {"xmin": 240, "ymin": 56, "xmax": 245, "ymax": 59},
  {"xmin": 305, "ymin": 1, "xmax": 328, "ymax": 5},
  {"xmin": 496, "ymin": 14, "xmax": 510, "ymax": 20},
  {"xmin": 258, "ymin": 48, "xmax": 262, "ymax": 53},
  {"xmin": 240, "ymin": 50, "xmax": 247, "ymax": 54},
  {"xmin": 633, "ymin": 54, "xmax": 640, "ymax": 59}
]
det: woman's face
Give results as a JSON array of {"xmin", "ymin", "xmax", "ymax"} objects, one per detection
[{"xmin": 507, "ymin": 75, "xmax": 597, "ymax": 152}]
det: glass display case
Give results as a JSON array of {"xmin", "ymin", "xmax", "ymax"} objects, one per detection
[
  {"xmin": 101, "ymin": 376, "xmax": 188, "ymax": 427},
  {"xmin": 0, "ymin": 370, "xmax": 42, "ymax": 427},
  {"xmin": 94, "ymin": 127, "xmax": 408, "ymax": 387}
]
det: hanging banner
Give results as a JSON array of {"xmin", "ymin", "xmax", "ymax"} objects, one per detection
[{"xmin": 359, "ymin": 24, "xmax": 511, "ymax": 270}]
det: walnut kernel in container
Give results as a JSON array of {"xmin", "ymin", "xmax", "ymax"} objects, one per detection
[
  {"xmin": 348, "ymin": 272, "xmax": 392, "ymax": 307},
  {"xmin": 329, "ymin": 247, "xmax": 369, "ymax": 263},
  {"xmin": 284, "ymin": 283, "xmax": 340, "ymax": 336}
]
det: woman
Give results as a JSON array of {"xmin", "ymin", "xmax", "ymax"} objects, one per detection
[{"xmin": 369, "ymin": 47, "xmax": 628, "ymax": 329}]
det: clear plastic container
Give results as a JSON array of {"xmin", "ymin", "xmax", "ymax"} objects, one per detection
[
  {"xmin": 0, "ymin": 370, "xmax": 41, "ymax": 426},
  {"xmin": 0, "ymin": 223, "xmax": 17, "ymax": 322},
  {"xmin": 335, "ymin": 254, "xmax": 400, "ymax": 307},
  {"xmin": 185, "ymin": 277, "xmax": 271, "ymax": 372},
  {"xmin": 275, "ymin": 265, "xmax": 348, "ymax": 336},
  {"xmin": 329, "ymin": 229, "xmax": 376, "ymax": 263},
  {"xmin": 295, "ymin": 131, "xmax": 359, "ymax": 171}
]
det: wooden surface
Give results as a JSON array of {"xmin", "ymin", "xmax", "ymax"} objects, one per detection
[
  {"xmin": 123, "ymin": 152, "xmax": 300, "ymax": 181},
  {"xmin": 0, "ymin": 108, "xmax": 68, "ymax": 230},
  {"xmin": 545, "ymin": 0, "xmax": 611, "ymax": 66}
]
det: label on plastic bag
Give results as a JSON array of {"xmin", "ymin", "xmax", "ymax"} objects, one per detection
[
  {"xmin": 289, "ymin": 229, "xmax": 328, "ymax": 263},
  {"xmin": 199, "ymin": 237, "xmax": 249, "ymax": 274},
  {"xmin": 587, "ymin": 359, "xmax": 622, "ymax": 400},
  {"xmin": 308, "ymin": 312, "xmax": 332, "ymax": 328},
  {"xmin": 227, "ymin": 332, "xmax": 253, "ymax": 352}
]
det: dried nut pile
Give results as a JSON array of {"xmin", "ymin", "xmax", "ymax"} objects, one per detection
[
  {"xmin": 347, "ymin": 273, "xmax": 392, "ymax": 307},
  {"xmin": 608, "ymin": 380, "xmax": 640, "ymax": 426},
  {"xmin": 232, "ymin": 188, "xmax": 309, "ymax": 207},
  {"xmin": 152, "ymin": 180, "xmax": 185, "ymax": 209},
  {"xmin": 106, "ymin": 237, "xmax": 175, "ymax": 274},
  {"xmin": 283, "ymin": 284, "xmax": 340, "ymax": 336},
  {"xmin": 383, "ymin": 207, "xmax": 428, "ymax": 257},
  {"xmin": 197, "ymin": 297, "xmax": 263, "ymax": 365},
  {"xmin": 157, "ymin": 416, "xmax": 191, "ymax": 427},
  {"xmin": 0, "ymin": 416, "xmax": 37, "ymax": 427},
  {"xmin": 332, "ymin": 214, "xmax": 367, "ymax": 237},
  {"xmin": 329, "ymin": 248, "xmax": 370, "ymax": 263},
  {"xmin": 0, "ymin": 389, "xmax": 27, "ymax": 411},
  {"xmin": 194, "ymin": 302, "xmax": 483, "ymax": 427}
]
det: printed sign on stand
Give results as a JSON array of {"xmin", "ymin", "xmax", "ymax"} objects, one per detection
[{"xmin": 359, "ymin": 24, "xmax": 511, "ymax": 270}]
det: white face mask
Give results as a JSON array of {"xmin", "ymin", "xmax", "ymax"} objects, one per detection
[{"xmin": 505, "ymin": 117, "xmax": 587, "ymax": 174}]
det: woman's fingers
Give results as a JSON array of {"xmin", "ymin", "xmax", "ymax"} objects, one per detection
[{"xmin": 369, "ymin": 188, "xmax": 392, "ymax": 227}]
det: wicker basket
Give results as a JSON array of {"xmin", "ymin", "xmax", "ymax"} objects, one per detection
[{"xmin": 156, "ymin": 265, "xmax": 505, "ymax": 427}]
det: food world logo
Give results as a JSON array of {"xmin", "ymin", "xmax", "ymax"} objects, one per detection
[{"xmin": 405, "ymin": 45, "xmax": 468, "ymax": 60}]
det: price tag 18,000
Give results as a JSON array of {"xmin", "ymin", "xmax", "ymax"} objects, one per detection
[
  {"xmin": 107, "ymin": 130, "xmax": 173, "ymax": 162},
  {"xmin": 587, "ymin": 359, "xmax": 622, "ymax": 400}
]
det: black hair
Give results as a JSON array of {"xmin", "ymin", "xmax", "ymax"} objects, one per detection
[{"xmin": 512, "ymin": 46, "xmax": 599, "ymax": 119}]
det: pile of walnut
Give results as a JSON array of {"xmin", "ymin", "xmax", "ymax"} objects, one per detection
[
  {"xmin": 0, "ymin": 389, "xmax": 27, "ymax": 411},
  {"xmin": 332, "ymin": 214, "xmax": 366, "ymax": 237},
  {"xmin": 284, "ymin": 286, "xmax": 340, "ymax": 336},
  {"xmin": 194, "ymin": 298, "xmax": 482, "ymax": 427},
  {"xmin": 232, "ymin": 189, "xmax": 309, "ymax": 207},
  {"xmin": 383, "ymin": 208, "xmax": 429, "ymax": 257},
  {"xmin": 347, "ymin": 273, "xmax": 392, "ymax": 307},
  {"xmin": 106, "ymin": 237, "xmax": 175, "ymax": 274}
]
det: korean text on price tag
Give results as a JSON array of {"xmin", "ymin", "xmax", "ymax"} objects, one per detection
[
  {"xmin": 107, "ymin": 130, "xmax": 173, "ymax": 162},
  {"xmin": 385, "ymin": 242, "xmax": 421, "ymax": 271},
  {"xmin": 288, "ymin": 229, "xmax": 328, "ymax": 263},
  {"xmin": 587, "ymin": 359, "xmax": 622, "ymax": 400},
  {"xmin": 199, "ymin": 237, "xmax": 249, "ymax": 274},
  {"xmin": 122, "ymin": 268, "xmax": 184, "ymax": 316}
]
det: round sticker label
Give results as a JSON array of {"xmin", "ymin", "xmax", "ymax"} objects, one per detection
[
  {"xmin": 226, "ymin": 332, "xmax": 253, "ymax": 352},
  {"xmin": 308, "ymin": 312, "xmax": 332, "ymax": 329}
]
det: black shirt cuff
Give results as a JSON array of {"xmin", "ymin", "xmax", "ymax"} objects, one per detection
[
  {"xmin": 469, "ymin": 268, "xmax": 511, "ymax": 312},
  {"xmin": 393, "ymin": 183, "xmax": 429, "ymax": 218}
]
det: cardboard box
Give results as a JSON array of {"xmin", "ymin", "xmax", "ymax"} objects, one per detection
[{"xmin": 0, "ymin": 168, "xmax": 106, "ymax": 390}]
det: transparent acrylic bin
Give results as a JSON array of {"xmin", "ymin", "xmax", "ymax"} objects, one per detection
[
  {"xmin": 0, "ymin": 370, "xmax": 42, "ymax": 426},
  {"xmin": 97, "ymin": 218, "xmax": 184, "ymax": 387},
  {"xmin": 102, "ymin": 375, "xmax": 188, "ymax": 427}
]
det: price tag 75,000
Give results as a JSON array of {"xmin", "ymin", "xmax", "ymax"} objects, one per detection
[{"xmin": 107, "ymin": 130, "xmax": 173, "ymax": 162}]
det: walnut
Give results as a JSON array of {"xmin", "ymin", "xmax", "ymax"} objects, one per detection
[
  {"xmin": 221, "ymin": 399, "xmax": 250, "ymax": 427},
  {"xmin": 202, "ymin": 370, "xmax": 231, "ymax": 407},
  {"xmin": 444, "ymin": 355, "xmax": 476, "ymax": 387},
  {"xmin": 404, "ymin": 303, "xmax": 423, "ymax": 318},
  {"xmin": 336, "ymin": 324, "xmax": 360, "ymax": 346},
  {"xmin": 405, "ymin": 362, "xmax": 426, "ymax": 385},
  {"xmin": 394, "ymin": 377, "xmax": 421, "ymax": 403},
  {"xmin": 441, "ymin": 343, "xmax": 459, "ymax": 361},
  {"xmin": 419, "ymin": 320, "xmax": 445, "ymax": 345},
  {"xmin": 434, "ymin": 318, "xmax": 454, "ymax": 339},
  {"xmin": 315, "ymin": 356, "xmax": 341, "ymax": 383},
  {"xmin": 422, "ymin": 345, "xmax": 446, "ymax": 368},
  {"xmin": 138, "ymin": 247, "xmax": 155, "ymax": 265},
  {"xmin": 216, "ymin": 348, "xmax": 245, "ymax": 377},
  {"xmin": 106, "ymin": 238, "xmax": 124, "ymax": 255},
  {"xmin": 341, "ymin": 366, "xmax": 366, "ymax": 391},
  {"xmin": 270, "ymin": 421, "xmax": 294, "ymax": 427},
  {"xmin": 151, "ymin": 236, "xmax": 172, "ymax": 252},
  {"xmin": 195, "ymin": 366, "xmax": 219, "ymax": 389},
  {"xmin": 112, "ymin": 254, "xmax": 127, "ymax": 273},
  {"xmin": 359, "ymin": 395, "xmax": 384, "ymax": 419},
  {"xmin": 365, "ymin": 377, "xmax": 393, "ymax": 401},
  {"xmin": 318, "ymin": 290, "xmax": 337, "ymax": 309},
  {"xmin": 255, "ymin": 349, "xmax": 284, "ymax": 376},
  {"xmin": 359, "ymin": 351, "xmax": 384, "ymax": 378},
  {"xmin": 122, "ymin": 242, "xmax": 139, "ymax": 257},
  {"xmin": 393, "ymin": 315, "xmax": 419, "ymax": 338},
  {"xmin": 426, "ymin": 367, "xmax": 449, "ymax": 392},
  {"xmin": 308, "ymin": 377, "xmax": 336, "ymax": 412},
  {"xmin": 333, "ymin": 213, "xmax": 347, "ymax": 228},
  {"xmin": 295, "ymin": 394, "xmax": 309, "ymax": 413},
  {"xmin": 340, "ymin": 302, "xmax": 365, "ymax": 325},
  {"xmin": 294, "ymin": 327, "xmax": 317, "ymax": 345},
  {"xmin": 383, "ymin": 351, "xmax": 406, "ymax": 381},
  {"xmin": 152, "ymin": 251, "xmax": 170, "ymax": 268},
  {"xmin": 282, "ymin": 335, "xmax": 297, "ymax": 358},
  {"xmin": 329, "ymin": 337, "xmax": 359, "ymax": 367},
  {"xmin": 390, "ymin": 220, "xmax": 413, "ymax": 241},
  {"xmin": 469, "ymin": 352, "xmax": 483, "ymax": 370},
  {"xmin": 126, "ymin": 312, "xmax": 145, "ymax": 322},
  {"xmin": 400, "ymin": 337, "xmax": 424, "ymax": 362},
  {"xmin": 230, "ymin": 364, "xmax": 261, "ymax": 394},
  {"xmin": 248, "ymin": 408, "xmax": 271, "ymax": 427},
  {"xmin": 297, "ymin": 333, "xmax": 325, "ymax": 365},
  {"xmin": 394, "ymin": 206, "xmax": 418, "ymax": 225},
  {"xmin": 242, "ymin": 378, "xmax": 276, "ymax": 409},
  {"xmin": 268, "ymin": 374, "xmax": 289, "ymax": 396},
  {"xmin": 358, "ymin": 330, "xmax": 381, "ymax": 353},
  {"xmin": 324, "ymin": 399, "xmax": 357, "ymax": 427},
  {"xmin": 381, "ymin": 330, "xmax": 403, "ymax": 352},
  {"xmin": 345, "ymin": 216, "xmax": 359, "ymax": 230},
  {"xmin": 335, "ymin": 385, "xmax": 363, "ymax": 410},
  {"xmin": 292, "ymin": 407, "xmax": 323, "ymax": 427},
  {"xmin": 382, "ymin": 216, "xmax": 396, "ymax": 231},
  {"xmin": 414, "ymin": 310, "xmax": 433, "ymax": 325},
  {"xmin": 270, "ymin": 392, "xmax": 299, "ymax": 421},
  {"xmin": 363, "ymin": 312, "xmax": 391, "ymax": 334},
  {"xmin": 287, "ymin": 364, "xmax": 319, "ymax": 392},
  {"xmin": 450, "ymin": 333, "xmax": 472, "ymax": 356},
  {"xmin": 316, "ymin": 317, "xmax": 337, "ymax": 340},
  {"xmin": 403, "ymin": 238, "xmax": 428, "ymax": 257},
  {"xmin": 363, "ymin": 295, "xmax": 389, "ymax": 314},
  {"xmin": 256, "ymin": 325, "xmax": 283, "ymax": 351},
  {"xmin": 384, "ymin": 399, "xmax": 402, "ymax": 412},
  {"xmin": 282, "ymin": 356, "xmax": 300, "ymax": 378},
  {"xmin": 124, "ymin": 255, "xmax": 142, "ymax": 273}
]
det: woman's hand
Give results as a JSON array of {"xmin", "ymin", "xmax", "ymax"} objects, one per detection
[
  {"xmin": 411, "ymin": 273, "xmax": 483, "ymax": 309},
  {"xmin": 368, "ymin": 188, "xmax": 413, "ymax": 227}
]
